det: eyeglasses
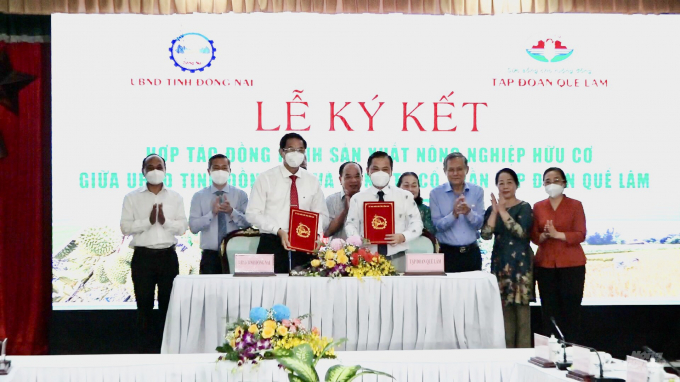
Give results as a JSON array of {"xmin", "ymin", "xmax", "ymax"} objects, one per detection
[
  {"xmin": 282, "ymin": 148, "xmax": 306, "ymax": 154},
  {"xmin": 544, "ymin": 179, "xmax": 565, "ymax": 185}
]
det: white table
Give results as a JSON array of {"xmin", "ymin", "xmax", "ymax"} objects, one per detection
[
  {"xmin": 0, "ymin": 349, "xmax": 525, "ymax": 382},
  {"xmin": 161, "ymin": 272, "xmax": 506, "ymax": 354},
  {"xmin": 0, "ymin": 349, "xmax": 638, "ymax": 382}
]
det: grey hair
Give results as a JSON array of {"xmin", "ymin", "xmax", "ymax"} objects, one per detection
[{"xmin": 443, "ymin": 152, "xmax": 468, "ymax": 169}]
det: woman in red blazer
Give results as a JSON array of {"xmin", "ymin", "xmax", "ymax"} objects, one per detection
[{"xmin": 531, "ymin": 167, "xmax": 587, "ymax": 343}]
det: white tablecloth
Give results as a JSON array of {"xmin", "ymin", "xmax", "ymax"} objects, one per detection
[
  {"xmin": 161, "ymin": 272, "xmax": 505, "ymax": 354},
  {"xmin": 0, "ymin": 349, "xmax": 636, "ymax": 382},
  {"xmin": 0, "ymin": 349, "xmax": 525, "ymax": 382}
]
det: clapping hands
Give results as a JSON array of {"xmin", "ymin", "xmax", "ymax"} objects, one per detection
[
  {"xmin": 453, "ymin": 195, "xmax": 471, "ymax": 217},
  {"xmin": 490, "ymin": 193, "xmax": 507, "ymax": 214}
]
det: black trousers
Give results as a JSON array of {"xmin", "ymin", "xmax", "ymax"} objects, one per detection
[
  {"xmin": 200, "ymin": 249, "xmax": 226, "ymax": 274},
  {"xmin": 535, "ymin": 265, "xmax": 586, "ymax": 344},
  {"xmin": 130, "ymin": 246, "xmax": 179, "ymax": 352},
  {"xmin": 257, "ymin": 233, "xmax": 310, "ymax": 274},
  {"xmin": 439, "ymin": 243, "xmax": 482, "ymax": 273}
]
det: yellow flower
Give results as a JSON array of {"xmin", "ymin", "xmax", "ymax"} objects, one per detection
[
  {"xmin": 248, "ymin": 324, "xmax": 259, "ymax": 334},
  {"xmin": 263, "ymin": 320, "xmax": 277, "ymax": 329},
  {"xmin": 325, "ymin": 250, "xmax": 335, "ymax": 260},
  {"xmin": 326, "ymin": 260, "xmax": 336, "ymax": 268},
  {"xmin": 337, "ymin": 254, "xmax": 349, "ymax": 264},
  {"xmin": 311, "ymin": 259, "xmax": 321, "ymax": 267},
  {"xmin": 346, "ymin": 245, "xmax": 356, "ymax": 252},
  {"xmin": 277, "ymin": 325, "xmax": 288, "ymax": 336},
  {"xmin": 336, "ymin": 249, "xmax": 345, "ymax": 258},
  {"xmin": 262, "ymin": 326, "xmax": 275, "ymax": 339},
  {"xmin": 230, "ymin": 339, "xmax": 236, "ymax": 348},
  {"xmin": 234, "ymin": 327, "xmax": 244, "ymax": 338}
]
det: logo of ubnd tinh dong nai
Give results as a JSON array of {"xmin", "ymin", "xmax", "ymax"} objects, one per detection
[
  {"xmin": 169, "ymin": 33, "xmax": 216, "ymax": 72},
  {"xmin": 526, "ymin": 38, "xmax": 574, "ymax": 63}
]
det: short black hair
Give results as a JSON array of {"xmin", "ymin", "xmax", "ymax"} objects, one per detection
[
  {"xmin": 208, "ymin": 154, "xmax": 230, "ymax": 169},
  {"xmin": 443, "ymin": 152, "xmax": 468, "ymax": 169},
  {"xmin": 397, "ymin": 172, "xmax": 423, "ymax": 205},
  {"xmin": 142, "ymin": 153, "xmax": 166, "ymax": 171},
  {"xmin": 339, "ymin": 161, "xmax": 363, "ymax": 177},
  {"xmin": 279, "ymin": 133, "xmax": 307, "ymax": 150},
  {"xmin": 543, "ymin": 167, "xmax": 568, "ymax": 188},
  {"xmin": 367, "ymin": 151, "xmax": 393, "ymax": 170},
  {"xmin": 495, "ymin": 168, "xmax": 519, "ymax": 187}
]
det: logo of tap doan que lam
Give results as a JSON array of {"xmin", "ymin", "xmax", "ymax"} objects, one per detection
[
  {"xmin": 526, "ymin": 38, "xmax": 574, "ymax": 63},
  {"xmin": 371, "ymin": 215, "xmax": 388, "ymax": 230},
  {"xmin": 296, "ymin": 223, "xmax": 311, "ymax": 238}
]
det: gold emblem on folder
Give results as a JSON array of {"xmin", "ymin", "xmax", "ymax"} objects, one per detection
[
  {"xmin": 371, "ymin": 215, "xmax": 388, "ymax": 230},
  {"xmin": 296, "ymin": 223, "xmax": 311, "ymax": 238}
]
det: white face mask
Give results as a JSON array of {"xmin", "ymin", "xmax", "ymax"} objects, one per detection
[
  {"xmin": 545, "ymin": 184, "xmax": 565, "ymax": 198},
  {"xmin": 285, "ymin": 152, "xmax": 306, "ymax": 168},
  {"xmin": 370, "ymin": 171, "xmax": 391, "ymax": 188},
  {"xmin": 144, "ymin": 169, "xmax": 165, "ymax": 185},
  {"xmin": 210, "ymin": 170, "xmax": 230, "ymax": 185}
]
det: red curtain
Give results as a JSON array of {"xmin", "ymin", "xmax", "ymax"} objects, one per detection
[{"xmin": 0, "ymin": 42, "xmax": 51, "ymax": 355}]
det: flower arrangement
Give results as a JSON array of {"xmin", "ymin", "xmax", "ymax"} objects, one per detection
[
  {"xmin": 347, "ymin": 247, "xmax": 398, "ymax": 279},
  {"xmin": 298, "ymin": 236, "xmax": 363, "ymax": 277},
  {"xmin": 291, "ymin": 235, "xmax": 397, "ymax": 279},
  {"xmin": 216, "ymin": 304, "xmax": 337, "ymax": 366}
]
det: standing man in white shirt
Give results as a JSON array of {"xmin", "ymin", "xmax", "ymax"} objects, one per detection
[
  {"xmin": 246, "ymin": 133, "xmax": 328, "ymax": 273},
  {"xmin": 189, "ymin": 154, "xmax": 250, "ymax": 274},
  {"xmin": 120, "ymin": 154, "xmax": 188, "ymax": 352},
  {"xmin": 324, "ymin": 161, "xmax": 363, "ymax": 240},
  {"xmin": 345, "ymin": 151, "xmax": 423, "ymax": 272}
]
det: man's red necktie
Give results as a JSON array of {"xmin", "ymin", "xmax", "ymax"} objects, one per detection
[{"xmin": 290, "ymin": 175, "xmax": 299, "ymax": 208}]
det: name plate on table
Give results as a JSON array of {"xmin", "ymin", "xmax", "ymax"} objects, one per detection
[
  {"xmin": 626, "ymin": 356, "xmax": 649, "ymax": 382},
  {"xmin": 566, "ymin": 345, "xmax": 594, "ymax": 381},
  {"xmin": 363, "ymin": 201, "xmax": 394, "ymax": 244},
  {"xmin": 404, "ymin": 253, "xmax": 446, "ymax": 276},
  {"xmin": 529, "ymin": 333, "xmax": 555, "ymax": 368},
  {"xmin": 288, "ymin": 208, "xmax": 319, "ymax": 253},
  {"xmin": 233, "ymin": 254, "xmax": 275, "ymax": 277}
]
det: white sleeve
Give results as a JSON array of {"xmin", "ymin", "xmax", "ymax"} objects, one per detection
[
  {"xmin": 401, "ymin": 193, "xmax": 424, "ymax": 242},
  {"xmin": 245, "ymin": 175, "xmax": 279, "ymax": 234},
  {"xmin": 120, "ymin": 194, "xmax": 151, "ymax": 236},
  {"xmin": 345, "ymin": 195, "xmax": 361, "ymax": 238}
]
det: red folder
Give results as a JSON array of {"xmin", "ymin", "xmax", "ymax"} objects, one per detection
[
  {"xmin": 288, "ymin": 207, "xmax": 319, "ymax": 253},
  {"xmin": 363, "ymin": 201, "xmax": 395, "ymax": 244}
]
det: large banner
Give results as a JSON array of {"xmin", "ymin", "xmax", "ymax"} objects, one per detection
[{"xmin": 52, "ymin": 13, "xmax": 680, "ymax": 307}]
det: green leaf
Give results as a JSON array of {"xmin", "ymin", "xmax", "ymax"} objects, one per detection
[
  {"xmin": 267, "ymin": 348, "xmax": 293, "ymax": 358},
  {"xmin": 314, "ymin": 338, "xmax": 347, "ymax": 366},
  {"xmin": 291, "ymin": 344, "xmax": 315, "ymax": 367},
  {"xmin": 288, "ymin": 375, "xmax": 307, "ymax": 382},
  {"xmin": 274, "ymin": 344, "xmax": 319, "ymax": 382},
  {"xmin": 324, "ymin": 365, "xmax": 360, "ymax": 382},
  {"xmin": 215, "ymin": 343, "xmax": 233, "ymax": 353},
  {"xmin": 348, "ymin": 368, "xmax": 395, "ymax": 382}
]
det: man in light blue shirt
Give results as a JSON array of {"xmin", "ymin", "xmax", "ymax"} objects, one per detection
[
  {"xmin": 429, "ymin": 152, "xmax": 484, "ymax": 273},
  {"xmin": 189, "ymin": 154, "xmax": 250, "ymax": 274}
]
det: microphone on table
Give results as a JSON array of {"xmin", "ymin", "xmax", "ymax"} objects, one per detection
[
  {"xmin": 557, "ymin": 340, "xmax": 624, "ymax": 382},
  {"xmin": 643, "ymin": 346, "xmax": 680, "ymax": 377},
  {"xmin": 550, "ymin": 317, "xmax": 572, "ymax": 370}
]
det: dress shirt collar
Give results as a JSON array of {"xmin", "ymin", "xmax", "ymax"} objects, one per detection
[
  {"xmin": 279, "ymin": 164, "xmax": 302, "ymax": 179},
  {"xmin": 368, "ymin": 184, "xmax": 393, "ymax": 196},
  {"xmin": 444, "ymin": 181, "xmax": 470, "ymax": 194},
  {"xmin": 210, "ymin": 183, "xmax": 230, "ymax": 194},
  {"xmin": 138, "ymin": 184, "xmax": 166, "ymax": 194}
]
